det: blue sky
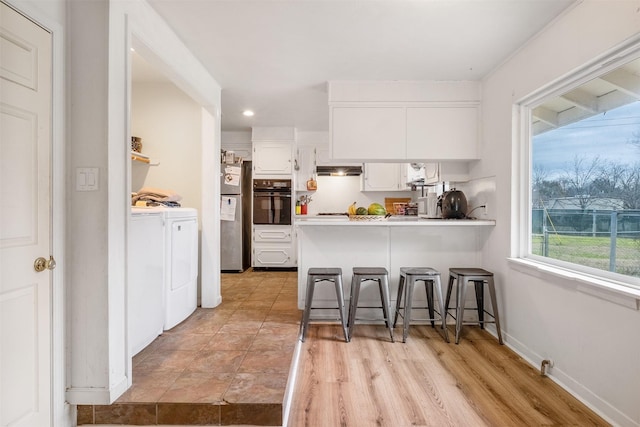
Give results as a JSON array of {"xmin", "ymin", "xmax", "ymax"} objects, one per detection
[{"xmin": 532, "ymin": 101, "xmax": 640, "ymax": 178}]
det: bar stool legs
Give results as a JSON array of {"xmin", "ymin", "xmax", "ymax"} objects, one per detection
[
  {"xmin": 445, "ymin": 268, "xmax": 503, "ymax": 345},
  {"xmin": 299, "ymin": 268, "xmax": 349, "ymax": 343},
  {"xmin": 393, "ymin": 267, "xmax": 449, "ymax": 343},
  {"xmin": 348, "ymin": 267, "xmax": 394, "ymax": 342}
]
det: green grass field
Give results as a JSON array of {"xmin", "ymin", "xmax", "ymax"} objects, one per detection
[{"xmin": 532, "ymin": 234, "xmax": 640, "ymax": 277}]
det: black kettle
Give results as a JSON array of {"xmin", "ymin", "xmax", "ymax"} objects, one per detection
[{"xmin": 437, "ymin": 189, "xmax": 468, "ymax": 219}]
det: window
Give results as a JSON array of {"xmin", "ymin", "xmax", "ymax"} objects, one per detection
[{"xmin": 521, "ymin": 50, "xmax": 640, "ymax": 287}]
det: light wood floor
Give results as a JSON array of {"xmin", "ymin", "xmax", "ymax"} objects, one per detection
[{"xmin": 288, "ymin": 324, "xmax": 609, "ymax": 427}]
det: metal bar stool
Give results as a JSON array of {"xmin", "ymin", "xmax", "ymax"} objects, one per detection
[
  {"xmin": 393, "ymin": 267, "xmax": 449, "ymax": 343},
  {"xmin": 348, "ymin": 267, "xmax": 394, "ymax": 342},
  {"xmin": 299, "ymin": 268, "xmax": 349, "ymax": 343},
  {"xmin": 444, "ymin": 268, "xmax": 503, "ymax": 345}
]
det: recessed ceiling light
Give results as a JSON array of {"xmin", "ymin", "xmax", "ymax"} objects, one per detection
[{"xmin": 242, "ymin": 110, "xmax": 254, "ymax": 117}]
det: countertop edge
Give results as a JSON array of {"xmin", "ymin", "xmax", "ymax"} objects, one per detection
[{"xmin": 295, "ymin": 219, "xmax": 496, "ymax": 226}]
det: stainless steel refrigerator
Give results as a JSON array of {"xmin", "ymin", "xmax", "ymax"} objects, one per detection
[{"xmin": 220, "ymin": 161, "xmax": 252, "ymax": 271}]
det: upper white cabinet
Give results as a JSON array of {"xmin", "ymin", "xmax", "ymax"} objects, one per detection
[
  {"xmin": 328, "ymin": 81, "xmax": 481, "ymax": 162},
  {"xmin": 331, "ymin": 107, "xmax": 405, "ymax": 160},
  {"xmin": 363, "ymin": 163, "xmax": 403, "ymax": 191},
  {"xmin": 252, "ymin": 127, "xmax": 295, "ymax": 177},
  {"xmin": 406, "ymin": 106, "xmax": 478, "ymax": 160},
  {"xmin": 362, "ymin": 163, "xmax": 422, "ymax": 191},
  {"xmin": 253, "ymin": 142, "xmax": 293, "ymax": 175}
]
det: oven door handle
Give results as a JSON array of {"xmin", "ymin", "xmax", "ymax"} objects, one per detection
[{"xmin": 254, "ymin": 193, "xmax": 292, "ymax": 197}]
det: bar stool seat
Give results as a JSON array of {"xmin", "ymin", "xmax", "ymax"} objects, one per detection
[
  {"xmin": 393, "ymin": 267, "xmax": 449, "ymax": 343},
  {"xmin": 444, "ymin": 267, "xmax": 503, "ymax": 345},
  {"xmin": 299, "ymin": 268, "xmax": 349, "ymax": 342},
  {"xmin": 348, "ymin": 267, "xmax": 394, "ymax": 342}
]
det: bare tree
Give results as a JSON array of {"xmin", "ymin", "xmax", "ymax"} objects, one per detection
[
  {"xmin": 619, "ymin": 162, "xmax": 640, "ymax": 209},
  {"xmin": 562, "ymin": 155, "xmax": 602, "ymax": 210}
]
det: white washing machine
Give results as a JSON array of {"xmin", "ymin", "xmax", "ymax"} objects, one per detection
[
  {"xmin": 129, "ymin": 207, "xmax": 165, "ymax": 356},
  {"xmin": 162, "ymin": 207, "xmax": 199, "ymax": 330}
]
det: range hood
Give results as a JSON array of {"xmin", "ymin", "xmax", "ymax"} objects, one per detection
[{"xmin": 316, "ymin": 165, "xmax": 363, "ymax": 176}]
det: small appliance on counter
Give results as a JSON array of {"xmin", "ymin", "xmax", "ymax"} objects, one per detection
[
  {"xmin": 417, "ymin": 192, "xmax": 439, "ymax": 218},
  {"xmin": 438, "ymin": 189, "xmax": 468, "ymax": 219}
]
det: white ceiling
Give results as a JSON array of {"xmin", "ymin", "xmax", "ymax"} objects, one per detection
[{"xmin": 139, "ymin": 0, "xmax": 576, "ymax": 132}]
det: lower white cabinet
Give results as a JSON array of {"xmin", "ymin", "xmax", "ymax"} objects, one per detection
[{"xmin": 253, "ymin": 225, "xmax": 296, "ymax": 267}]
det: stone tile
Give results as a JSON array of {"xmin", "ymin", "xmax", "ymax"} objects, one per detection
[
  {"xmin": 157, "ymin": 402, "xmax": 219, "ymax": 425},
  {"xmin": 116, "ymin": 371, "xmax": 181, "ymax": 403},
  {"xmin": 134, "ymin": 349, "xmax": 199, "ymax": 374},
  {"xmin": 94, "ymin": 403, "xmax": 156, "ymax": 425},
  {"xmin": 169, "ymin": 316, "xmax": 226, "ymax": 335},
  {"xmin": 217, "ymin": 320, "xmax": 264, "ymax": 335},
  {"xmin": 224, "ymin": 372, "xmax": 288, "ymax": 404},
  {"xmin": 81, "ymin": 269, "xmax": 301, "ymax": 426},
  {"xmin": 250, "ymin": 330, "xmax": 297, "ymax": 352},
  {"xmin": 205, "ymin": 333, "xmax": 256, "ymax": 351},
  {"xmin": 159, "ymin": 372, "xmax": 234, "ymax": 403},
  {"xmin": 185, "ymin": 349, "xmax": 246, "ymax": 374},
  {"xmin": 270, "ymin": 299, "xmax": 299, "ymax": 311},
  {"xmin": 76, "ymin": 405, "xmax": 93, "ymax": 425},
  {"xmin": 265, "ymin": 311, "xmax": 301, "ymax": 324},
  {"xmin": 220, "ymin": 403, "xmax": 282, "ymax": 426},
  {"xmin": 239, "ymin": 350, "xmax": 292, "ymax": 374},
  {"xmin": 156, "ymin": 333, "xmax": 214, "ymax": 351},
  {"xmin": 259, "ymin": 321, "xmax": 300, "ymax": 336},
  {"xmin": 238, "ymin": 299, "xmax": 276, "ymax": 310},
  {"xmin": 229, "ymin": 309, "xmax": 269, "ymax": 322}
]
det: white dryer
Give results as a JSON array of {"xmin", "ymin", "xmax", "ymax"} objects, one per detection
[{"xmin": 161, "ymin": 207, "xmax": 199, "ymax": 330}]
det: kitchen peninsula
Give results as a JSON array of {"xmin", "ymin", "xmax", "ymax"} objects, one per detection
[{"xmin": 295, "ymin": 217, "xmax": 495, "ymax": 319}]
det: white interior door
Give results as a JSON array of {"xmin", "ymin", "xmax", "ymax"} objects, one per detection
[{"xmin": 0, "ymin": 3, "xmax": 53, "ymax": 426}]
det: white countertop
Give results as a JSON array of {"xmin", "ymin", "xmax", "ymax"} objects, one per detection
[{"xmin": 295, "ymin": 215, "xmax": 495, "ymax": 226}]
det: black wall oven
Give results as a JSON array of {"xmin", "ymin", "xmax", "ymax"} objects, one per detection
[{"xmin": 252, "ymin": 179, "xmax": 292, "ymax": 225}]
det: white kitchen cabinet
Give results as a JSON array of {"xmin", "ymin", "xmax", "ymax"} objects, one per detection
[
  {"xmin": 423, "ymin": 162, "xmax": 470, "ymax": 184},
  {"xmin": 328, "ymin": 81, "xmax": 480, "ymax": 163},
  {"xmin": 295, "ymin": 146, "xmax": 316, "ymax": 191},
  {"xmin": 330, "ymin": 107, "xmax": 405, "ymax": 160},
  {"xmin": 363, "ymin": 163, "xmax": 426, "ymax": 191},
  {"xmin": 316, "ymin": 146, "xmax": 363, "ymax": 167},
  {"xmin": 253, "ymin": 141, "xmax": 293, "ymax": 175},
  {"xmin": 253, "ymin": 225, "xmax": 296, "ymax": 268},
  {"xmin": 362, "ymin": 163, "xmax": 404, "ymax": 191},
  {"xmin": 363, "ymin": 163, "xmax": 401, "ymax": 191},
  {"xmin": 406, "ymin": 106, "xmax": 479, "ymax": 160}
]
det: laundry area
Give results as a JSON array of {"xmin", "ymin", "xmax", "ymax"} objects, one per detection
[{"xmin": 127, "ymin": 52, "xmax": 203, "ymax": 357}]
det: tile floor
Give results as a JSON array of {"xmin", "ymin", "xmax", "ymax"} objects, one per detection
[{"xmin": 78, "ymin": 269, "xmax": 300, "ymax": 426}]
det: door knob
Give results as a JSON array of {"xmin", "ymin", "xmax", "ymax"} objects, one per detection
[{"xmin": 34, "ymin": 256, "xmax": 56, "ymax": 272}]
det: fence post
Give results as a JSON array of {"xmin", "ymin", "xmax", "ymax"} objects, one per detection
[
  {"xmin": 609, "ymin": 211, "xmax": 617, "ymax": 272},
  {"xmin": 592, "ymin": 209, "xmax": 597, "ymax": 237},
  {"xmin": 543, "ymin": 226, "xmax": 549, "ymax": 257}
]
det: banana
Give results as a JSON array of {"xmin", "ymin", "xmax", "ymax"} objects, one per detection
[{"xmin": 348, "ymin": 202, "xmax": 357, "ymax": 215}]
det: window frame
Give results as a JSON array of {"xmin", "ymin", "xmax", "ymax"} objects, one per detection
[{"xmin": 513, "ymin": 37, "xmax": 640, "ymax": 294}]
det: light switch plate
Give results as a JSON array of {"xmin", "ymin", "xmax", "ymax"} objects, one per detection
[{"xmin": 76, "ymin": 167, "xmax": 99, "ymax": 191}]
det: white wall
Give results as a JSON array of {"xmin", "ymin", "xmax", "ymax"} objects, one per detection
[
  {"xmin": 65, "ymin": 0, "xmax": 221, "ymax": 406},
  {"xmin": 480, "ymin": 2, "xmax": 640, "ymax": 426},
  {"xmin": 131, "ymin": 82, "xmax": 202, "ymax": 212}
]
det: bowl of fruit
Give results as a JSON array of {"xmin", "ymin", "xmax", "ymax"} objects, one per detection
[{"xmin": 348, "ymin": 202, "xmax": 389, "ymax": 221}]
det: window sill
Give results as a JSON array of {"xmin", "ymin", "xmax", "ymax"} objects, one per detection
[{"xmin": 507, "ymin": 258, "xmax": 640, "ymax": 310}]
